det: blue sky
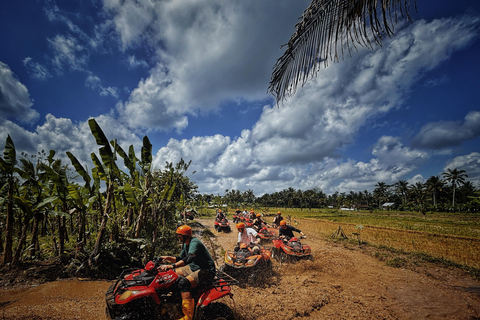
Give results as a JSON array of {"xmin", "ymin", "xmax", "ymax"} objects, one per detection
[{"xmin": 0, "ymin": 0, "xmax": 479, "ymax": 195}]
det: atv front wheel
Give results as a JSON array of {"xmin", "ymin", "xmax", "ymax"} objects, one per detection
[{"xmin": 201, "ymin": 302, "xmax": 234, "ymax": 320}]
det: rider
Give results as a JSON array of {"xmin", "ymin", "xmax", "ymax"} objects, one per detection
[
  {"xmin": 215, "ymin": 209, "xmax": 225, "ymax": 221},
  {"xmin": 252, "ymin": 213, "xmax": 264, "ymax": 231},
  {"xmin": 278, "ymin": 220, "xmax": 305, "ymax": 241},
  {"xmin": 273, "ymin": 211, "xmax": 283, "ymax": 227},
  {"xmin": 160, "ymin": 225, "xmax": 216, "ymax": 320},
  {"xmin": 248, "ymin": 210, "xmax": 256, "ymax": 221},
  {"xmin": 235, "ymin": 222, "xmax": 260, "ymax": 254}
]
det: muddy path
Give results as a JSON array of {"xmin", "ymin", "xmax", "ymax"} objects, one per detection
[{"xmin": 1, "ymin": 217, "xmax": 480, "ymax": 319}]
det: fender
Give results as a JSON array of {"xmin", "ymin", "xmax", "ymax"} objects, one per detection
[{"xmin": 196, "ymin": 281, "xmax": 232, "ymax": 307}]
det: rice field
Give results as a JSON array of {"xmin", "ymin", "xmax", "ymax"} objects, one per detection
[{"xmin": 260, "ymin": 207, "xmax": 480, "ymax": 269}]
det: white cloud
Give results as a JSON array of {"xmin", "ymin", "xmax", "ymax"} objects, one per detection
[
  {"xmin": 104, "ymin": 0, "xmax": 312, "ymax": 130},
  {"xmin": 444, "ymin": 152, "xmax": 480, "ymax": 185},
  {"xmin": 48, "ymin": 34, "xmax": 88, "ymax": 73},
  {"xmin": 141, "ymin": 16, "xmax": 474, "ymax": 195},
  {"xmin": 23, "ymin": 57, "xmax": 51, "ymax": 80},
  {"xmin": 85, "ymin": 74, "xmax": 120, "ymax": 98},
  {"xmin": 413, "ymin": 111, "xmax": 480, "ymax": 148},
  {"xmin": 0, "ymin": 62, "xmax": 39, "ymax": 124},
  {"xmin": 0, "ymin": 114, "xmax": 142, "ymax": 177}
]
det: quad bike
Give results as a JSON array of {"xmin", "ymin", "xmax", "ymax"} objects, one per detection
[
  {"xmin": 105, "ymin": 258, "xmax": 237, "ymax": 320},
  {"xmin": 180, "ymin": 209, "xmax": 198, "ymax": 220},
  {"xmin": 243, "ymin": 217, "xmax": 254, "ymax": 228},
  {"xmin": 232, "ymin": 212, "xmax": 242, "ymax": 223},
  {"xmin": 214, "ymin": 218, "xmax": 231, "ymax": 232},
  {"xmin": 256, "ymin": 226, "xmax": 276, "ymax": 243},
  {"xmin": 219, "ymin": 243, "xmax": 272, "ymax": 287},
  {"xmin": 271, "ymin": 236, "xmax": 312, "ymax": 263}
]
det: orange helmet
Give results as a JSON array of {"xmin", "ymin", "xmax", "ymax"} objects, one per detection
[
  {"xmin": 218, "ymin": 209, "xmax": 222, "ymax": 213},
  {"xmin": 236, "ymin": 222, "xmax": 246, "ymax": 229},
  {"xmin": 176, "ymin": 225, "xmax": 192, "ymax": 237},
  {"xmin": 256, "ymin": 214, "xmax": 261, "ymax": 218},
  {"xmin": 280, "ymin": 220, "xmax": 287, "ymax": 226},
  {"xmin": 277, "ymin": 211, "xmax": 281, "ymax": 214}
]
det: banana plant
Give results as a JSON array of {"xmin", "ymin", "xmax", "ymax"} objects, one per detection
[
  {"xmin": 38, "ymin": 159, "xmax": 72, "ymax": 256},
  {"xmin": 0, "ymin": 135, "xmax": 17, "ymax": 265},
  {"xmin": 88, "ymin": 118, "xmax": 122, "ymax": 262}
]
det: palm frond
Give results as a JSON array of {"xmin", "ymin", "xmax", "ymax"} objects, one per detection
[{"xmin": 269, "ymin": 0, "xmax": 416, "ymax": 103}]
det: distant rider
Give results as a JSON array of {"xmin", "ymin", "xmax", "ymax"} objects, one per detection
[
  {"xmin": 252, "ymin": 213, "xmax": 264, "ymax": 231},
  {"xmin": 273, "ymin": 211, "xmax": 283, "ymax": 227},
  {"xmin": 215, "ymin": 209, "xmax": 225, "ymax": 221},
  {"xmin": 160, "ymin": 225, "xmax": 216, "ymax": 320},
  {"xmin": 278, "ymin": 220, "xmax": 305, "ymax": 241}
]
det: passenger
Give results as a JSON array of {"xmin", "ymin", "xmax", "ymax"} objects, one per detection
[
  {"xmin": 160, "ymin": 225, "xmax": 216, "ymax": 320},
  {"xmin": 235, "ymin": 222, "xmax": 260, "ymax": 254}
]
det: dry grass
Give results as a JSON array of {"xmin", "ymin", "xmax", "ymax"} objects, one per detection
[{"xmin": 295, "ymin": 217, "xmax": 480, "ymax": 270}]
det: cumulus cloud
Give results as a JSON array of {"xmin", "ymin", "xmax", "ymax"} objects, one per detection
[
  {"xmin": 105, "ymin": 0, "xmax": 312, "ymax": 130},
  {"xmin": 413, "ymin": 111, "xmax": 480, "ymax": 149},
  {"xmin": 0, "ymin": 114, "xmax": 142, "ymax": 176},
  {"xmin": 142, "ymin": 15, "xmax": 476, "ymax": 195},
  {"xmin": 0, "ymin": 62, "xmax": 39, "ymax": 123},
  {"xmin": 444, "ymin": 152, "xmax": 480, "ymax": 184}
]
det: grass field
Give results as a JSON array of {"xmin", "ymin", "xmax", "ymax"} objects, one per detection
[{"xmin": 212, "ymin": 207, "xmax": 480, "ymax": 271}]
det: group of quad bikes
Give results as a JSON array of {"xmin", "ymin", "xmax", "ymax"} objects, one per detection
[
  {"xmin": 217, "ymin": 210, "xmax": 312, "ymax": 288},
  {"xmin": 105, "ymin": 210, "xmax": 312, "ymax": 320}
]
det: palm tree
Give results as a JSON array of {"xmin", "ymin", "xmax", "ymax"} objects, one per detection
[
  {"xmin": 373, "ymin": 182, "xmax": 390, "ymax": 208},
  {"xmin": 394, "ymin": 180, "xmax": 409, "ymax": 206},
  {"xmin": 269, "ymin": 0, "xmax": 417, "ymax": 103},
  {"xmin": 442, "ymin": 168, "xmax": 468, "ymax": 207},
  {"xmin": 425, "ymin": 175, "xmax": 443, "ymax": 210}
]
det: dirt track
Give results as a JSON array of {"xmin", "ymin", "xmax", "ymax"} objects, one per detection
[{"xmin": 1, "ymin": 217, "xmax": 479, "ymax": 319}]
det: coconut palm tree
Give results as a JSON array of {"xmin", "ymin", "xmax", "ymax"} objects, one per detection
[
  {"xmin": 394, "ymin": 180, "xmax": 409, "ymax": 206},
  {"xmin": 425, "ymin": 175, "xmax": 443, "ymax": 210},
  {"xmin": 269, "ymin": 0, "xmax": 417, "ymax": 103},
  {"xmin": 442, "ymin": 168, "xmax": 468, "ymax": 207}
]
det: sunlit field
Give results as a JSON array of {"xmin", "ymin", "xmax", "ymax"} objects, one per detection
[{"xmin": 217, "ymin": 207, "xmax": 480, "ymax": 270}]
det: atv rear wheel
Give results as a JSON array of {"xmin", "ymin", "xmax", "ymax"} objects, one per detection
[{"xmin": 201, "ymin": 302, "xmax": 234, "ymax": 320}]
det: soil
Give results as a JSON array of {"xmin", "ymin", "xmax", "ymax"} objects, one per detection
[{"xmin": 1, "ymin": 217, "xmax": 479, "ymax": 319}]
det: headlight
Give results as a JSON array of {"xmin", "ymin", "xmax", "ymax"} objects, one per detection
[
  {"xmin": 225, "ymin": 254, "xmax": 234, "ymax": 264},
  {"xmin": 283, "ymin": 246, "xmax": 293, "ymax": 253},
  {"xmin": 118, "ymin": 290, "xmax": 139, "ymax": 301},
  {"xmin": 246, "ymin": 257, "xmax": 258, "ymax": 266}
]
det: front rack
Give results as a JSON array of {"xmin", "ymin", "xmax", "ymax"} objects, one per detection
[{"xmin": 214, "ymin": 268, "xmax": 239, "ymax": 287}]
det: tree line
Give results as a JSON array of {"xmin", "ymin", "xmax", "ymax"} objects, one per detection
[
  {"xmin": 206, "ymin": 170, "xmax": 478, "ymax": 214},
  {"xmin": 0, "ymin": 119, "xmax": 197, "ymax": 275}
]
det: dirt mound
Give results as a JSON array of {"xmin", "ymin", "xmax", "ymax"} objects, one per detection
[{"xmin": 0, "ymin": 217, "xmax": 479, "ymax": 319}]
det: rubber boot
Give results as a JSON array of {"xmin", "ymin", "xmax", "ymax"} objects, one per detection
[{"xmin": 177, "ymin": 298, "xmax": 194, "ymax": 320}]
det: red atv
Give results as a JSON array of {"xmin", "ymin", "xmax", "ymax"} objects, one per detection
[
  {"xmin": 214, "ymin": 218, "xmax": 231, "ymax": 232},
  {"xmin": 180, "ymin": 209, "xmax": 198, "ymax": 220},
  {"xmin": 219, "ymin": 244, "xmax": 272, "ymax": 287},
  {"xmin": 256, "ymin": 226, "xmax": 276, "ymax": 243},
  {"xmin": 271, "ymin": 236, "xmax": 312, "ymax": 263},
  {"xmin": 106, "ymin": 258, "xmax": 236, "ymax": 320}
]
